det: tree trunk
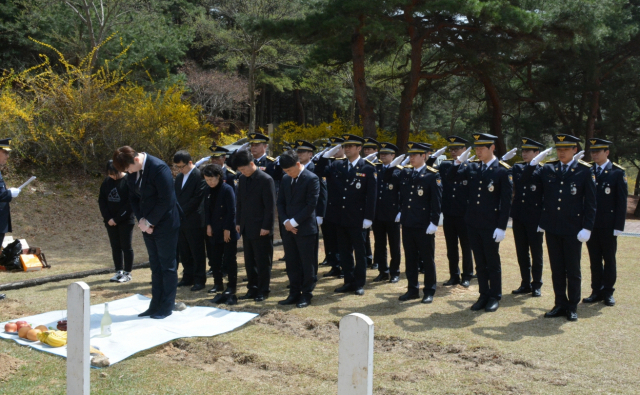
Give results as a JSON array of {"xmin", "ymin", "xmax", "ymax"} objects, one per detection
[
  {"xmin": 248, "ymin": 51, "xmax": 257, "ymax": 133},
  {"xmin": 294, "ymin": 89, "xmax": 305, "ymax": 126},
  {"xmin": 269, "ymin": 89, "xmax": 273, "ymax": 124},
  {"xmin": 351, "ymin": 15, "xmax": 377, "ymax": 138},
  {"xmin": 584, "ymin": 78, "xmax": 601, "ymax": 162},
  {"xmin": 259, "ymin": 84, "xmax": 266, "ymax": 128},
  {"xmin": 478, "ymin": 71, "xmax": 507, "ymax": 155}
]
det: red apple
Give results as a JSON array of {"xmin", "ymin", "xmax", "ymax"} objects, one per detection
[
  {"xmin": 4, "ymin": 322, "xmax": 17, "ymax": 332},
  {"xmin": 15, "ymin": 321, "xmax": 30, "ymax": 331}
]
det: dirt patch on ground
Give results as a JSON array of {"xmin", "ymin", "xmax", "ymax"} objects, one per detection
[
  {"xmin": 0, "ymin": 298, "xmax": 34, "ymax": 321},
  {"xmin": 253, "ymin": 309, "xmax": 340, "ymax": 341},
  {"xmin": 0, "ymin": 353, "xmax": 25, "ymax": 382}
]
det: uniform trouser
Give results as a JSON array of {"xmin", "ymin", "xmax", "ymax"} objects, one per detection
[
  {"xmin": 208, "ymin": 237, "xmax": 238, "ymax": 290},
  {"xmin": 206, "ymin": 235, "xmax": 229, "ymax": 274},
  {"xmin": 402, "ymin": 227, "xmax": 436, "ymax": 295},
  {"xmin": 586, "ymin": 228, "xmax": 617, "ymax": 296},
  {"xmin": 105, "ymin": 223, "xmax": 134, "ymax": 273},
  {"xmin": 443, "ymin": 215, "xmax": 473, "ymax": 281},
  {"xmin": 467, "ymin": 226, "xmax": 502, "ymax": 300},
  {"xmin": 337, "ymin": 225, "xmax": 367, "ymax": 288},
  {"xmin": 322, "ymin": 220, "xmax": 340, "ymax": 268},
  {"xmin": 512, "ymin": 219, "xmax": 544, "ymax": 289},
  {"xmin": 372, "ymin": 220, "xmax": 401, "ymax": 276},
  {"xmin": 314, "ymin": 232, "xmax": 320, "ymax": 275},
  {"xmin": 364, "ymin": 228, "xmax": 373, "ymax": 259},
  {"xmin": 545, "ymin": 232, "xmax": 582, "ymax": 311},
  {"xmin": 143, "ymin": 228, "xmax": 179, "ymax": 314},
  {"xmin": 243, "ymin": 234, "xmax": 273, "ymax": 294},
  {"xmin": 178, "ymin": 226, "xmax": 207, "ymax": 285},
  {"xmin": 282, "ymin": 231, "xmax": 317, "ymax": 298}
]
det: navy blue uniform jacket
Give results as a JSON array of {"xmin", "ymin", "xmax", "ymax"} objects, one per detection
[
  {"xmin": 592, "ymin": 162, "xmax": 627, "ymax": 230},
  {"xmin": 305, "ymin": 161, "xmax": 327, "ymax": 218},
  {"xmin": 0, "ymin": 172, "xmax": 12, "ymax": 233},
  {"xmin": 374, "ymin": 163, "xmax": 402, "ymax": 222},
  {"xmin": 510, "ymin": 162, "xmax": 543, "ymax": 226},
  {"xmin": 437, "ymin": 160, "xmax": 469, "ymax": 217},
  {"xmin": 398, "ymin": 165, "xmax": 442, "ymax": 229}
]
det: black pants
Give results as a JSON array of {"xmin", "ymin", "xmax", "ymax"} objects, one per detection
[
  {"xmin": 364, "ymin": 228, "xmax": 372, "ymax": 259},
  {"xmin": 105, "ymin": 223, "xmax": 134, "ymax": 272},
  {"xmin": 282, "ymin": 231, "xmax": 317, "ymax": 298},
  {"xmin": 512, "ymin": 219, "xmax": 544, "ymax": 289},
  {"xmin": 206, "ymin": 235, "xmax": 229, "ymax": 274},
  {"xmin": 208, "ymin": 237, "xmax": 238, "ymax": 290},
  {"xmin": 443, "ymin": 215, "xmax": 473, "ymax": 281},
  {"xmin": 143, "ymin": 227, "xmax": 179, "ymax": 314},
  {"xmin": 467, "ymin": 226, "xmax": 502, "ymax": 300},
  {"xmin": 586, "ymin": 228, "xmax": 617, "ymax": 296},
  {"xmin": 372, "ymin": 220, "xmax": 401, "ymax": 276},
  {"xmin": 337, "ymin": 225, "xmax": 367, "ymax": 288},
  {"xmin": 322, "ymin": 220, "xmax": 340, "ymax": 268},
  {"xmin": 243, "ymin": 235, "xmax": 273, "ymax": 294},
  {"xmin": 545, "ymin": 232, "xmax": 582, "ymax": 311},
  {"xmin": 178, "ymin": 226, "xmax": 207, "ymax": 285},
  {"xmin": 402, "ymin": 227, "xmax": 436, "ymax": 295}
]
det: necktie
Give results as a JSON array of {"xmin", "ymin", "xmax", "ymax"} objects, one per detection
[
  {"xmin": 135, "ymin": 170, "xmax": 143, "ymax": 195},
  {"xmin": 481, "ymin": 164, "xmax": 487, "ymax": 173},
  {"xmin": 349, "ymin": 163, "xmax": 353, "ymax": 172},
  {"xmin": 562, "ymin": 164, "xmax": 568, "ymax": 173},
  {"xmin": 596, "ymin": 167, "xmax": 602, "ymax": 177},
  {"xmin": 412, "ymin": 169, "xmax": 418, "ymax": 179}
]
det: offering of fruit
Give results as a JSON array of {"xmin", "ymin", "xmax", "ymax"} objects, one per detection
[
  {"xmin": 37, "ymin": 330, "xmax": 67, "ymax": 347},
  {"xmin": 16, "ymin": 321, "xmax": 29, "ymax": 331},
  {"xmin": 26, "ymin": 328, "xmax": 41, "ymax": 341},
  {"xmin": 57, "ymin": 320, "xmax": 67, "ymax": 331},
  {"xmin": 18, "ymin": 325, "xmax": 32, "ymax": 339},
  {"xmin": 4, "ymin": 322, "xmax": 17, "ymax": 332},
  {"xmin": 35, "ymin": 325, "xmax": 48, "ymax": 332}
]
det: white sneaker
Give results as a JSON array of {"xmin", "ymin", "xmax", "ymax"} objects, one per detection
[
  {"xmin": 118, "ymin": 272, "xmax": 132, "ymax": 283},
  {"xmin": 110, "ymin": 271, "xmax": 124, "ymax": 282}
]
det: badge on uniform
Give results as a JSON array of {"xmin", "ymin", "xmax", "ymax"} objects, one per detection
[
  {"xmin": 530, "ymin": 184, "xmax": 536, "ymax": 191},
  {"xmin": 260, "ymin": 166, "xmax": 266, "ymax": 171},
  {"xmin": 388, "ymin": 184, "xmax": 393, "ymax": 190},
  {"xmin": 508, "ymin": 174, "xmax": 513, "ymax": 185},
  {"xmin": 592, "ymin": 174, "xmax": 596, "ymax": 183},
  {"xmin": 356, "ymin": 182, "xmax": 361, "ymax": 189},
  {"xmin": 605, "ymin": 187, "xmax": 611, "ymax": 194},
  {"xmin": 418, "ymin": 189, "xmax": 424, "ymax": 196},
  {"xmin": 488, "ymin": 180, "xmax": 494, "ymax": 192},
  {"xmin": 571, "ymin": 183, "xmax": 577, "ymax": 195},
  {"xmin": 463, "ymin": 180, "xmax": 467, "ymax": 185},
  {"xmin": 436, "ymin": 179, "xmax": 442, "ymax": 186}
]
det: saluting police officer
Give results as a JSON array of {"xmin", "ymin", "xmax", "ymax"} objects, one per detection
[
  {"xmin": 522, "ymin": 134, "xmax": 596, "ymax": 321},
  {"xmin": 371, "ymin": 143, "xmax": 403, "ymax": 283},
  {"xmin": 584, "ymin": 138, "xmax": 627, "ymax": 307},
  {"xmin": 438, "ymin": 136, "xmax": 474, "ymax": 288},
  {"xmin": 316, "ymin": 134, "xmax": 377, "ymax": 296},
  {"xmin": 0, "ymin": 138, "xmax": 20, "ymax": 246},
  {"xmin": 245, "ymin": 132, "xmax": 282, "ymax": 181},
  {"xmin": 448, "ymin": 133, "xmax": 513, "ymax": 313},
  {"xmin": 363, "ymin": 137, "xmax": 379, "ymax": 269},
  {"xmin": 510, "ymin": 138, "xmax": 545, "ymax": 297},
  {"xmin": 320, "ymin": 137, "xmax": 346, "ymax": 278},
  {"xmin": 397, "ymin": 142, "xmax": 442, "ymax": 303}
]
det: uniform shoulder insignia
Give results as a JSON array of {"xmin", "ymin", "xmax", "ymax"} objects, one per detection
[
  {"xmin": 426, "ymin": 166, "xmax": 438, "ymax": 173},
  {"xmin": 515, "ymin": 161, "xmax": 526, "ymax": 165},
  {"xmin": 578, "ymin": 159, "xmax": 591, "ymax": 167},
  {"xmin": 499, "ymin": 160, "xmax": 511, "ymax": 169},
  {"xmin": 266, "ymin": 156, "xmax": 276, "ymax": 162},
  {"xmin": 545, "ymin": 159, "xmax": 559, "ymax": 164},
  {"xmin": 227, "ymin": 168, "xmax": 237, "ymax": 175},
  {"xmin": 612, "ymin": 162, "xmax": 625, "ymax": 170},
  {"xmin": 404, "ymin": 165, "xmax": 414, "ymax": 170},
  {"xmin": 470, "ymin": 159, "xmax": 481, "ymax": 163},
  {"xmin": 335, "ymin": 157, "xmax": 346, "ymax": 160},
  {"xmin": 365, "ymin": 159, "xmax": 376, "ymax": 166},
  {"xmin": 395, "ymin": 165, "xmax": 404, "ymax": 170}
]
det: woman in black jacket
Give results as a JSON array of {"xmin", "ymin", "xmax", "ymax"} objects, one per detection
[
  {"xmin": 98, "ymin": 160, "xmax": 135, "ymax": 282},
  {"xmin": 203, "ymin": 164, "xmax": 239, "ymax": 305}
]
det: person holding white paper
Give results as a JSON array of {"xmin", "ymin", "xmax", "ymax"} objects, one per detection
[{"xmin": 0, "ymin": 138, "xmax": 19, "ymax": 246}]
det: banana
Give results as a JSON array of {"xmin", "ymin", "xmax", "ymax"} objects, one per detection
[{"xmin": 37, "ymin": 330, "xmax": 67, "ymax": 347}]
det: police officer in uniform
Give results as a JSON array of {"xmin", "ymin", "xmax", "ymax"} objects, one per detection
[
  {"xmin": 371, "ymin": 143, "xmax": 404, "ymax": 283},
  {"xmin": 397, "ymin": 142, "xmax": 442, "ymax": 303},
  {"xmin": 448, "ymin": 133, "xmax": 513, "ymax": 312},
  {"xmin": 363, "ymin": 137, "xmax": 379, "ymax": 269},
  {"xmin": 244, "ymin": 132, "xmax": 281, "ymax": 181},
  {"xmin": 195, "ymin": 145, "xmax": 238, "ymax": 187},
  {"xmin": 584, "ymin": 138, "xmax": 627, "ymax": 307},
  {"xmin": 522, "ymin": 134, "xmax": 596, "ymax": 321},
  {"xmin": 316, "ymin": 134, "xmax": 376, "ymax": 295},
  {"xmin": 0, "ymin": 139, "xmax": 20, "ymax": 246},
  {"xmin": 438, "ymin": 136, "xmax": 474, "ymax": 288},
  {"xmin": 510, "ymin": 138, "xmax": 545, "ymax": 297},
  {"xmin": 320, "ymin": 137, "xmax": 346, "ymax": 277}
]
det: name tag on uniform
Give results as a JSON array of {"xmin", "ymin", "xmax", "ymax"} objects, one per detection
[
  {"xmin": 259, "ymin": 166, "xmax": 266, "ymax": 171},
  {"xmin": 355, "ymin": 173, "xmax": 366, "ymax": 177}
]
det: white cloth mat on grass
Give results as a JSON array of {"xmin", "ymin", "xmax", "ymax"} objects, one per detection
[{"xmin": 0, "ymin": 294, "xmax": 257, "ymax": 366}]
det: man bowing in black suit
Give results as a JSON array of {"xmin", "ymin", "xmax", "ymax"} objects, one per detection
[
  {"xmin": 277, "ymin": 150, "xmax": 321, "ymax": 308},
  {"xmin": 113, "ymin": 146, "xmax": 181, "ymax": 319}
]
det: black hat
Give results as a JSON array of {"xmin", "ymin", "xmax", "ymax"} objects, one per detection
[
  {"xmin": 471, "ymin": 133, "xmax": 498, "ymax": 146},
  {"xmin": 283, "ymin": 140, "xmax": 293, "ymax": 150},
  {"xmin": 445, "ymin": 135, "xmax": 468, "ymax": 147},
  {"xmin": 363, "ymin": 137, "xmax": 379, "ymax": 149},
  {"xmin": 329, "ymin": 137, "xmax": 344, "ymax": 146},
  {"xmin": 406, "ymin": 141, "xmax": 432, "ymax": 154},
  {"xmin": 378, "ymin": 142, "xmax": 399, "ymax": 154},
  {"xmin": 520, "ymin": 137, "xmax": 544, "ymax": 150},
  {"xmin": 320, "ymin": 141, "xmax": 332, "ymax": 149},
  {"xmin": 342, "ymin": 134, "xmax": 365, "ymax": 146},
  {"xmin": 295, "ymin": 140, "xmax": 316, "ymax": 152},
  {"xmin": 247, "ymin": 132, "xmax": 270, "ymax": 143},
  {"xmin": 209, "ymin": 144, "xmax": 230, "ymax": 157},
  {"xmin": 553, "ymin": 134, "xmax": 581, "ymax": 148},
  {"xmin": 0, "ymin": 138, "xmax": 12, "ymax": 151},
  {"xmin": 589, "ymin": 138, "xmax": 612, "ymax": 150}
]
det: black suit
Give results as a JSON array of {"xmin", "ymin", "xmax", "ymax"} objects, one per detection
[
  {"xmin": 236, "ymin": 168, "xmax": 276, "ymax": 295},
  {"xmin": 277, "ymin": 169, "xmax": 320, "ymax": 298},
  {"xmin": 175, "ymin": 167, "xmax": 207, "ymax": 285},
  {"xmin": 205, "ymin": 182, "xmax": 239, "ymax": 290},
  {"xmin": 128, "ymin": 154, "xmax": 181, "ymax": 315},
  {"xmin": 0, "ymin": 171, "xmax": 13, "ymax": 246},
  {"xmin": 306, "ymin": 161, "xmax": 327, "ymax": 272}
]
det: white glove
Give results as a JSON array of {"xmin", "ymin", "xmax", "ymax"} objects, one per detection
[
  {"xmin": 577, "ymin": 228, "xmax": 591, "ymax": 243},
  {"xmin": 455, "ymin": 147, "xmax": 473, "ymax": 165},
  {"xmin": 316, "ymin": 217, "xmax": 324, "ymax": 226},
  {"xmin": 468, "ymin": 155, "xmax": 476, "ymax": 162},
  {"xmin": 9, "ymin": 188, "xmax": 20, "ymax": 198},
  {"xmin": 312, "ymin": 148, "xmax": 328, "ymax": 161},
  {"xmin": 426, "ymin": 223, "xmax": 438, "ymax": 234},
  {"xmin": 239, "ymin": 142, "xmax": 250, "ymax": 151},
  {"xmin": 275, "ymin": 156, "xmax": 280, "ymax": 165},
  {"xmin": 493, "ymin": 228, "xmax": 506, "ymax": 243},
  {"xmin": 573, "ymin": 150, "xmax": 585, "ymax": 162},
  {"xmin": 537, "ymin": 226, "xmax": 544, "ymax": 233},
  {"xmin": 401, "ymin": 156, "xmax": 411, "ymax": 166},
  {"xmin": 613, "ymin": 230, "xmax": 622, "ymax": 236},
  {"xmin": 323, "ymin": 145, "xmax": 341, "ymax": 158},
  {"xmin": 389, "ymin": 154, "xmax": 405, "ymax": 167},
  {"xmin": 365, "ymin": 152, "xmax": 378, "ymax": 161},
  {"xmin": 195, "ymin": 157, "xmax": 210, "ymax": 167},
  {"xmin": 530, "ymin": 147, "xmax": 552, "ymax": 166},
  {"xmin": 431, "ymin": 147, "xmax": 446, "ymax": 158},
  {"xmin": 501, "ymin": 148, "xmax": 517, "ymax": 161},
  {"xmin": 363, "ymin": 219, "xmax": 372, "ymax": 229},
  {"xmin": 395, "ymin": 212, "xmax": 401, "ymax": 222}
]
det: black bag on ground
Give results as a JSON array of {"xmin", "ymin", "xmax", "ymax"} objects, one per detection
[{"xmin": 0, "ymin": 240, "xmax": 22, "ymax": 270}]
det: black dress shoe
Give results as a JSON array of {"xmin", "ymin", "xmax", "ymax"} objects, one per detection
[
  {"xmin": 485, "ymin": 297, "xmax": 499, "ymax": 312},
  {"xmin": 278, "ymin": 256, "xmax": 287, "ymax": 261},
  {"xmin": 151, "ymin": 311, "xmax": 172, "ymax": 319},
  {"xmin": 208, "ymin": 283, "xmax": 224, "ymax": 294},
  {"xmin": 239, "ymin": 292, "xmax": 257, "ymax": 300},
  {"xmin": 296, "ymin": 298, "xmax": 310, "ymax": 308},
  {"xmin": 512, "ymin": 286, "xmax": 533, "ymax": 295},
  {"xmin": 372, "ymin": 273, "xmax": 390, "ymax": 282},
  {"xmin": 211, "ymin": 293, "xmax": 228, "ymax": 304},
  {"xmin": 370, "ymin": 263, "xmax": 379, "ymax": 270},
  {"xmin": 190, "ymin": 284, "xmax": 205, "ymax": 292},
  {"xmin": 334, "ymin": 283, "xmax": 355, "ymax": 293},
  {"xmin": 544, "ymin": 306, "xmax": 566, "ymax": 318},
  {"xmin": 206, "ymin": 269, "xmax": 213, "ymax": 277},
  {"xmin": 398, "ymin": 292, "xmax": 420, "ymax": 301},
  {"xmin": 177, "ymin": 280, "xmax": 194, "ymax": 287},
  {"xmin": 138, "ymin": 309, "xmax": 157, "ymax": 317},
  {"xmin": 320, "ymin": 258, "xmax": 330, "ymax": 266},
  {"xmin": 254, "ymin": 294, "xmax": 267, "ymax": 302},
  {"xmin": 421, "ymin": 295, "xmax": 434, "ymax": 304},
  {"xmin": 225, "ymin": 295, "xmax": 238, "ymax": 305},
  {"xmin": 278, "ymin": 295, "xmax": 299, "ymax": 305},
  {"xmin": 566, "ymin": 310, "xmax": 578, "ymax": 321},
  {"xmin": 354, "ymin": 288, "xmax": 365, "ymax": 296},
  {"xmin": 323, "ymin": 267, "xmax": 342, "ymax": 278},
  {"xmin": 604, "ymin": 295, "xmax": 615, "ymax": 306},
  {"xmin": 461, "ymin": 280, "xmax": 470, "ymax": 288},
  {"xmin": 532, "ymin": 288, "xmax": 542, "ymax": 297},
  {"xmin": 470, "ymin": 296, "xmax": 489, "ymax": 311},
  {"xmin": 583, "ymin": 293, "xmax": 604, "ymax": 303},
  {"xmin": 223, "ymin": 286, "xmax": 236, "ymax": 295},
  {"xmin": 471, "ymin": 273, "xmax": 478, "ymax": 279},
  {"xmin": 389, "ymin": 276, "xmax": 400, "ymax": 283},
  {"xmin": 443, "ymin": 278, "xmax": 461, "ymax": 286}
]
